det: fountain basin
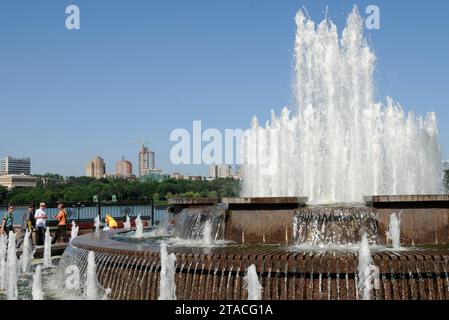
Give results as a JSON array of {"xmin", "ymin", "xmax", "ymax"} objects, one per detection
[
  {"xmin": 62, "ymin": 228, "xmax": 449, "ymax": 300},
  {"xmin": 169, "ymin": 196, "xmax": 449, "ymax": 246},
  {"xmin": 55, "ymin": 196, "xmax": 449, "ymax": 300}
]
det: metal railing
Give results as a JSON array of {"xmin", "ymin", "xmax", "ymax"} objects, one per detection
[{"xmin": 0, "ymin": 200, "xmax": 170, "ymax": 227}]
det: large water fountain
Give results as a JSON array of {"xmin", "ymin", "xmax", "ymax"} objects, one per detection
[
  {"xmin": 242, "ymin": 7, "xmax": 442, "ymax": 204},
  {"xmin": 51, "ymin": 7, "xmax": 447, "ymax": 301},
  {"xmin": 2, "ymin": 6, "xmax": 448, "ymax": 301}
]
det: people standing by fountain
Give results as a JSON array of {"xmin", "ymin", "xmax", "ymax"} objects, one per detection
[
  {"xmin": 1, "ymin": 204, "xmax": 15, "ymax": 237},
  {"xmin": 34, "ymin": 202, "xmax": 48, "ymax": 246},
  {"xmin": 51, "ymin": 203, "xmax": 69, "ymax": 244},
  {"xmin": 18, "ymin": 203, "xmax": 36, "ymax": 248}
]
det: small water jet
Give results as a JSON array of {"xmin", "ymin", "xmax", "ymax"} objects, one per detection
[
  {"xmin": 135, "ymin": 215, "xmax": 143, "ymax": 238},
  {"xmin": 71, "ymin": 221, "xmax": 79, "ymax": 241},
  {"xmin": 94, "ymin": 216, "xmax": 100, "ymax": 233},
  {"xmin": 85, "ymin": 251, "xmax": 98, "ymax": 300},
  {"xmin": 357, "ymin": 233, "xmax": 376, "ymax": 300},
  {"xmin": 43, "ymin": 228, "xmax": 52, "ymax": 268},
  {"xmin": 20, "ymin": 229, "xmax": 34, "ymax": 273},
  {"xmin": 6, "ymin": 231, "xmax": 18, "ymax": 300},
  {"xmin": 32, "ymin": 265, "xmax": 43, "ymax": 300},
  {"xmin": 123, "ymin": 215, "xmax": 131, "ymax": 230},
  {"xmin": 386, "ymin": 212, "xmax": 401, "ymax": 249},
  {"xmin": 158, "ymin": 241, "xmax": 176, "ymax": 300},
  {"xmin": 202, "ymin": 220, "xmax": 213, "ymax": 246},
  {"xmin": 0, "ymin": 234, "xmax": 7, "ymax": 290},
  {"xmin": 244, "ymin": 264, "xmax": 262, "ymax": 300}
]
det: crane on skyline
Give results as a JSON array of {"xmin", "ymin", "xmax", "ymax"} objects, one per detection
[{"xmin": 137, "ymin": 139, "xmax": 151, "ymax": 149}]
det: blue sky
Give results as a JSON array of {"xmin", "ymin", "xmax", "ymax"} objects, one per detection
[{"xmin": 0, "ymin": 0, "xmax": 448, "ymax": 176}]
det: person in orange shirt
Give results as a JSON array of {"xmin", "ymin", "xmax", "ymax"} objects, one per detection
[{"xmin": 52, "ymin": 203, "xmax": 70, "ymax": 244}]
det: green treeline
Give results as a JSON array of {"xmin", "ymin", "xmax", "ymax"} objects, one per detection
[{"xmin": 0, "ymin": 174, "xmax": 241, "ymax": 205}]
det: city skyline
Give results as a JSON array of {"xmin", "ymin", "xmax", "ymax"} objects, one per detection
[{"xmin": 1, "ymin": 0, "xmax": 448, "ymax": 176}]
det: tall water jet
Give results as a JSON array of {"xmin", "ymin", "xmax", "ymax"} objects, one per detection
[
  {"xmin": 6, "ymin": 231, "xmax": 18, "ymax": 300},
  {"xmin": 71, "ymin": 220, "xmax": 79, "ymax": 241},
  {"xmin": 135, "ymin": 215, "xmax": 143, "ymax": 238},
  {"xmin": 0, "ymin": 234, "xmax": 7, "ymax": 290},
  {"xmin": 244, "ymin": 264, "xmax": 262, "ymax": 300},
  {"xmin": 158, "ymin": 241, "xmax": 176, "ymax": 300},
  {"xmin": 32, "ymin": 265, "xmax": 43, "ymax": 300},
  {"xmin": 357, "ymin": 233, "xmax": 376, "ymax": 300},
  {"xmin": 20, "ymin": 229, "xmax": 33, "ymax": 273},
  {"xmin": 202, "ymin": 220, "xmax": 213, "ymax": 246},
  {"xmin": 242, "ymin": 6, "xmax": 442, "ymax": 204},
  {"xmin": 386, "ymin": 212, "xmax": 401, "ymax": 249},
  {"xmin": 123, "ymin": 215, "xmax": 131, "ymax": 230},
  {"xmin": 43, "ymin": 227, "xmax": 52, "ymax": 268},
  {"xmin": 85, "ymin": 251, "xmax": 98, "ymax": 300},
  {"xmin": 94, "ymin": 215, "xmax": 100, "ymax": 233}
]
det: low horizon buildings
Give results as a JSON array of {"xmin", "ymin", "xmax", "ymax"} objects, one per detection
[
  {"xmin": 85, "ymin": 156, "xmax": 106, "ymax": 178},
  {"xmin": 116, "ymin": 156, "xmax": 133, "ymax": 178},
  {"xmin": 0, "ymin": 156, "xmax": 31, "ymax": 175},
  {"xmin": 138, "ymin": 143, "xmax": 155, "ymax": 177},
  {"xmin": 208, "ymin": 164, "xmax": 232, "ymax": 179},
  {"xmin": 0, "ymin": 174, "xmax": 37, "ymax": 189}
]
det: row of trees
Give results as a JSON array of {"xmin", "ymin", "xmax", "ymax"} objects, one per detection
[
  {"xmin": 0, "ymin": 174, "xmax": 241, "ymax": 205},
  {"xmin": 1, "ymin": 170, "xmax": 448, "ymax": 206}
]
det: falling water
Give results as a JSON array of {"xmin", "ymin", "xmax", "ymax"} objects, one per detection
[
  {"xmin": 387, "ymin": 212, "xmax": 401, "ymax": 249},
  {"xmin": 6, "ymin": 231, "xmax": 18, "ymax": 300},
  {"xmin": 32, "ymin": 265, "xmax": 43, "ymax": 300},
  {"xmin": 0, "ymin": 234, "xmax": 7, "ymax": 290},
  {"xmin": 43, "ymin": 228, "xmax": 52, "ymax": 268},
  {"xmin": 202, "ymin": 220, "xmax": 213, "ymax": 246},
  {"xmin": 94, "ymin": 216, "xmax": 100, "ymax": 233},
  {"xmin": 242, "ymin": 6, "xmax": 442, "ymax": 204},
  {"xmin": 20, "ymin": 229, "xmax": 33, "ymax": 273},
  {"xmin": 293, "ymin": 207, "xmax": 378, "ymax": 246},
  {"xmin": 158, "ymin": 241, "xmax": 177, "ymax": 300},
  {"xmin": 357, "ymin": 234, "xmax": 375, "ymax": 300},
  {"xmin": 174, "ymin": 208, "xmax": 226, "ymax": 241},
  {"xmin": 85, "ymin": 251, "xmax": 98, "ymax": 300},
  {"xmin": 135, "ymin": 215, "xmax": 143, "ymax": 238},
  {"xmin": 124, "ymin": 215, "xmax": 131, "ymax": 230},
  {"xmin": 245, "ymin": 264, "xmax": 262, "ymax": 300},
  {"xmin": 71, "ymin": 221, "xmax": 79, "ymax": 241}
]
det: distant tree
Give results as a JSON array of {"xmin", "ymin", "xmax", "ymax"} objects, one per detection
[
  {"xmin": 0, "ymin": 186, "xmax": 9, "ymax": 205},
  {"xmin": 207, "ymin": 191, "xmax": 218, "ymax": 198}
]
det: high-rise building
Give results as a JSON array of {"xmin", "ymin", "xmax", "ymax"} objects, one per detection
[
  {"xmin": 0, "ymin": 156, "xmax": 31, "ymax": 175},
  {"xmin": 116, "ymin": 157, "xmax": 133, "ymax": 177},
  {"xmin": 208, "ymin": 164, "xmax": 232, "ymax": 179},
  {"xmin": 85, "ymin": 156, "xmax": 106, "ymax": 178},
  {"xmin": 139, "ymin": 143, "xmax": 155, "ymax": 177}
]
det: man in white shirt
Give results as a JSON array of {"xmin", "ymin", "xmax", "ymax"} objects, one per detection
[{"xmin": 34, "ymin": 202, "xmax": 48, "ymax": 245}]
